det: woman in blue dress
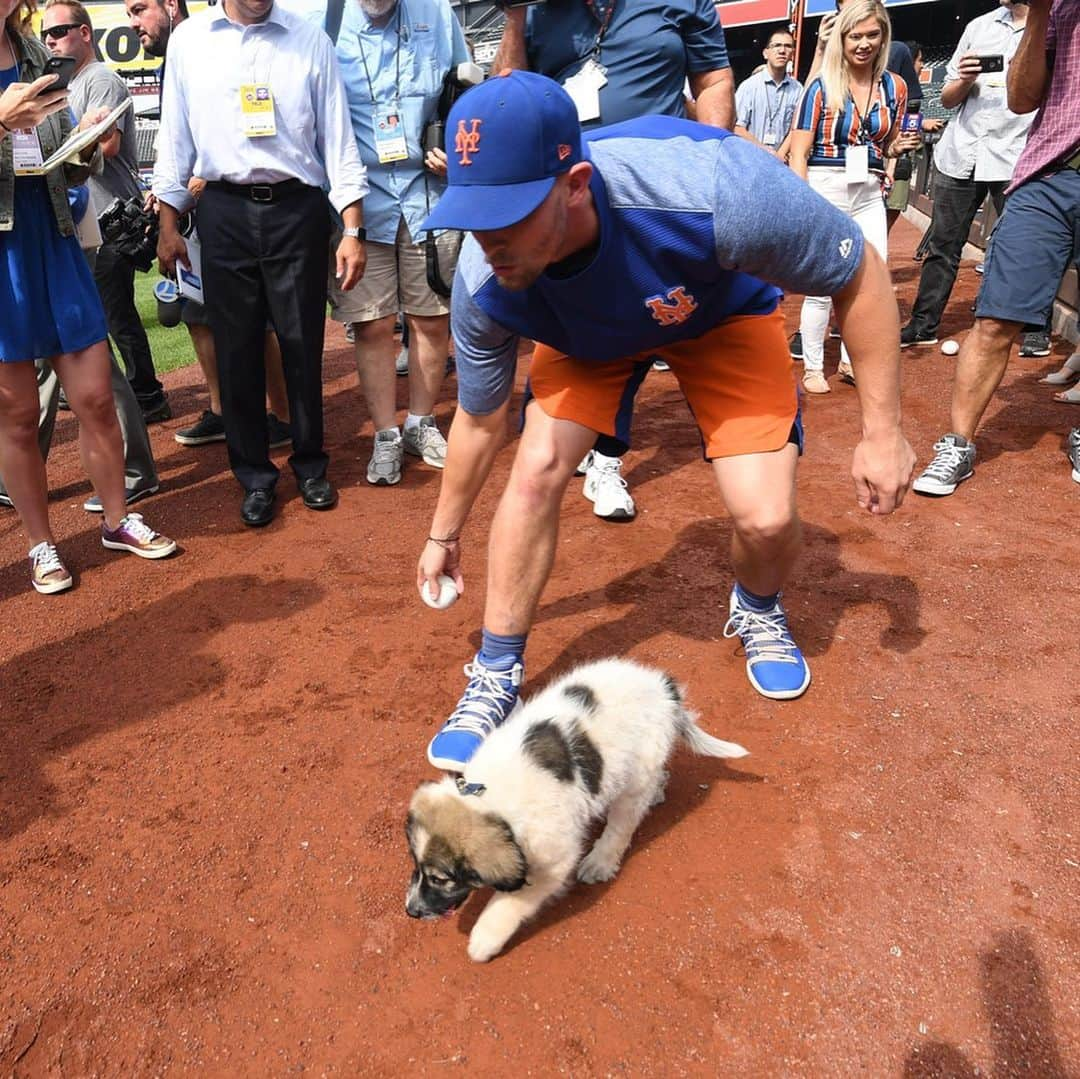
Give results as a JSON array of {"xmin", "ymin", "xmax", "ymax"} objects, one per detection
[{"xmin": 0, "ymin": 0, "xmax": 175, "ymax": 594}]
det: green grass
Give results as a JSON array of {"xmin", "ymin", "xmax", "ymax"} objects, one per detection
[{"xmin": 132, "ymin": 271, "xmax": 200, "ymax": 376}]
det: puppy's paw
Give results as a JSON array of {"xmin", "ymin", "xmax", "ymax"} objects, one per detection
[
  {"xmin": 577, "ymin": 847, "xmax": 620, "ymax": 884},
  {"xmin": 467, "ymin": 927, "xmax": 507, "ymax": 963}
]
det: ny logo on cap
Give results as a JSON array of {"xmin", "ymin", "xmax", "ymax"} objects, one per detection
[
  {"xmin": 455, "ymin": 119, "xmax": 482, "ymax": 166},
  {"xmin": 644, "ymin": 286, "xmax": 698, "ymax": 327}
]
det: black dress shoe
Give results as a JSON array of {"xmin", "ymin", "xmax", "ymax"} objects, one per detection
[
  {"xmin": 299, "ymin": 476, "xmax": 337, "ymax": 510},
  {"xmin": 241, "ymin": 487, "xmax": 275, "ymax": 527}
]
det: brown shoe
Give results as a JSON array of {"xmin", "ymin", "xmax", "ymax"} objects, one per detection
[{"xmin": 29, "ymin": 541, "xmax": 73, "ymax": 594}]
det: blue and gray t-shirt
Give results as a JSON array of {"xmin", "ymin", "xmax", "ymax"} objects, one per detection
[{"xmin": 452, "ymin": 117, "xmax": 866, "ymax": 416}]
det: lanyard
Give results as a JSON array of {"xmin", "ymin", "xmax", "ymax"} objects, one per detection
[
  {"xmin": 358, "ymin": 2, "xmax": 403, "ymax": 105},
  {"xmin": 764, "ymin": 77, "xmax": 788, "ymax": 128},
  {"xmin": 850, "ymin": 79, "xmax": 877, "ymax": 145},
  {"xmin": 583, "ymin": 0, "xmax": 617, "ymax": 58}
]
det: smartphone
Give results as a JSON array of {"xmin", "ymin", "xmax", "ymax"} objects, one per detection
[
  {"xmin": 975, "ymin": 54, "xmax": 1004, "ymax": 73},
  {"xmin": 40, "ymin": 55, "xmax": 77, "ymax": 92}
]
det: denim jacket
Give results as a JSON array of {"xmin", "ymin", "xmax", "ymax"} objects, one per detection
[{"xmin": 0, "ymin": 32, "xmax": 95, "ymax": 235}]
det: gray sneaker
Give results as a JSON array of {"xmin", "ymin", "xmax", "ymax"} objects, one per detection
[
  {"xmin": 913, "ymin": 434, "xmax": 976, "ymax": 496},
  {"xmin": 1067, "ymin": 427, "xmax": 1080, "ymax": 484},
  {"xmin": 402, "ymin": 415, "xmax": 447, "ymax": 469},
  {"xmin": 367, "ymin": 429, "xmax": 403, "ymax": 486}
]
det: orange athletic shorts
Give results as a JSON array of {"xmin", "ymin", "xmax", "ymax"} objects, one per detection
[{"xmin": 527, "ymin": 308, "xmax": 800, "ymax": 460}]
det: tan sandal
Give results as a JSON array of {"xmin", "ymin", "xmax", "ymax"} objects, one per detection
[{"xmin": 803, "ymin": 372, "xmax": 830, "ymax": 394}]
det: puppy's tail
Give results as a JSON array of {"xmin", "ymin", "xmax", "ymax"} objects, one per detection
[{"xmin": 680, "ymin": 712, "xmax": 749, "ymax": 759}]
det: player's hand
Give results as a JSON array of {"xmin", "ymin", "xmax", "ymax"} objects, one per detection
[
  {"xmin": 335, "ymin": 235, "xmax": 365, "ymax": 291},
  {"xmin": 157, "ymin": 228, "xmax": 190, "ymax": 278},
  {"xmin": 417, "ymin": 537, "xmax": 464, "ymax": 600},
  {"xmin": 955, "ymin": 53, "xmax": 983, "ymax": 83},
  {"xmin": 425, "ymin": 146, "xmax": 448, "ymax": 176},
  {"xmin": 0, "ymin": 76, "xmax": 68, "ymax": 131},
  {"xmin": 852, "ymin": 429, "xmax": 916, "ymax": 515}
]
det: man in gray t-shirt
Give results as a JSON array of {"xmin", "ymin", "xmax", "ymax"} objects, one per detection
[{"xmin": 42, "ymin": 0, "xmax": 170, "ymax": 422}]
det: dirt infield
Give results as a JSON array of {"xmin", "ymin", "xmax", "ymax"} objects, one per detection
[{"xmin": 1, "ymin": 220, "xmax": 1077, "ymax": 1076}]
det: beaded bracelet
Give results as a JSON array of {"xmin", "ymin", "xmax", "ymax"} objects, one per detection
[{"xmin": 427, "ymin": 534, "xmax": 460, "ymax": 550}]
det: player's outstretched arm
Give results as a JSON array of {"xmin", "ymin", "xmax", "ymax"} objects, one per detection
[
  {"xmin": 833, "ymin": 245, "xmax": 917, "ymax": 515},
  {"xmin": 417, "ymin": 402, "xmax": 510, "ymax": 598}
]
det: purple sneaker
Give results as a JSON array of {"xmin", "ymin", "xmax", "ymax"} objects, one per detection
[{"xmin": 101, "ymin": 513, "xmax": 177, "ymax": 559}]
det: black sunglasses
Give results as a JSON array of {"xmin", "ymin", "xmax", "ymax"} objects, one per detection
[{"xmin": 41, "ymin": 23, "xmax": 82, "ymax": 41}]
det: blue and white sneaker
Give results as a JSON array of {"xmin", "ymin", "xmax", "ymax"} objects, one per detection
[
  {"xmin": 723, "ymin": 588, "xmax": 810, "ymax": 700},
  {"xmin": 427, "ymin": 654, "xmax": 524, "ymax": 771}
]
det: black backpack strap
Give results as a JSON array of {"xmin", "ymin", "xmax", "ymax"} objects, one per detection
[{"xmin": 324, "ymin": 0, "xmax": 345, "ymax": 45}]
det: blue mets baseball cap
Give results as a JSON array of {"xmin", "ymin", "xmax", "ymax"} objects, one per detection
[{"xmin": 421, "ymin": 71, "xmax": 583, "ymax": 233}]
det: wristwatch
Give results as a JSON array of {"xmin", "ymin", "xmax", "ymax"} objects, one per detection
[{"xmin": 342, "ymin": 226, "xmax": 366, "ymax": 240}]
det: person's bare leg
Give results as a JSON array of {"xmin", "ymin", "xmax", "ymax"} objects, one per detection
[
  {"xmin": 53, "ymin": 342, "xmax": 127, "ymax": 530},
  {"xmin": 0, "ymin": 360, "xmax": 53, "ymax": 546},
  {"xmin": 405, "ymin": 313, "xmax": 449, "ymax": 417},
  {"xmin": 352, "ymin": 314, "xmax": 398, "ymax": 431},
  {"xmin": 950, "ymin": 316, "xmax": 1022, "ymax": 440},
  {"xmin": 484, "ymin": 403, "xmax": 596, "ymax": 635},
  {"xmin": 264, "ymin": 331, "xmax": 290, "ymax": 421},
  {"xmin": 187, "ymin": 323, "xmax": 221, "ymax": 415},
  {"xmin": 711, "ymin": 443, "xmax": 800, "ymax": 596}
]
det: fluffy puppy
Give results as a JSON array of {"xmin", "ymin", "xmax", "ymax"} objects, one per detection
[{"xmin": 405, "ymin": 658, "xmax": 748, "ymax": 962}]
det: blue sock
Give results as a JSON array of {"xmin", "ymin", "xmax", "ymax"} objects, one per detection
[
  {"xmin": 735, "ymin": 582, "xmax": 779, "ymax": 613},
  {"xmin": 479, "ymin": 629, "xmax": 527, "ymax": 668}
]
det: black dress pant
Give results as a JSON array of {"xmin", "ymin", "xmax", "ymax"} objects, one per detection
[
  {"xmin": 197, "ymin": 185, "xmax": 331, "ymax": 492},
  {"xmin": 909, "ymin": 168, "xmax": 1006, "ymax": 336},
  {"xmin": 93, "ymin": 240, "xmax": 166, "ymax": 408}
]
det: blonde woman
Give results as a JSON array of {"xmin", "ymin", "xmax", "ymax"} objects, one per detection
[
  {"xmin": 789, "ymin": 0, "xmax": 919, "ymax": 393},
  {"xmin": 0, "ymin": 0, "xmax": 175, "ymax": 593}
]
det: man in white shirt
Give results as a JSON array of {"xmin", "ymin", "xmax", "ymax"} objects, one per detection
[
  {"xmin": 734, "ymin": 25, "xmax": 802, "ymax": 161},
  {"xmin": 154, "ymin": 0, "xmax": 368, "ymax": 527},
  {"xmin": 900, "ymin": 0, "xmax": 1034, "ymax": 350}
]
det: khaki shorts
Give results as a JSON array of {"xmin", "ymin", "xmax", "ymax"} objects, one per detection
[{"xmin": 327, "ymin": 217, "xmax": 459, "ymax": 325}]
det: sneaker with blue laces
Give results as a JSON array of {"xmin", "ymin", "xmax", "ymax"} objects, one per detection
[
  {"xmin": 427, "ymin": 654, "xmax": 524, "ymax": 771},
  {"xmin": 723, "ymin": 588, "xmax": 810, "ymax": 700}
]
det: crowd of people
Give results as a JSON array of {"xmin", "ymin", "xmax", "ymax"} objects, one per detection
[{"xmin": 1, "ymin": 0, "xmax": 1077, "ymax": 766}]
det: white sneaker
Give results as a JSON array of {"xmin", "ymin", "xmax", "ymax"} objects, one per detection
[
  {"xmin": 575, "ymin": 451, "xmax": 593, "ymax": 477},
  {"xmin": 403, "ymin": 415, "xmax": 448, "ymax": 469},
  {"xmin": 583, "ymin": 452, "xmax": 635, "ymax": 520},
  {"xmin": 367, "ymin": 429, "xmax": 403, "ymax": 486}
]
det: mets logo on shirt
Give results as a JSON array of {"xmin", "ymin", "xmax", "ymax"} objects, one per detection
[
  {"xmin": 455, "ymin": 119, "xmax": 482, "ymax": 165},
  {"xmin": 644, "ymin": 286, "xmax": 698, "ymax": 327}
]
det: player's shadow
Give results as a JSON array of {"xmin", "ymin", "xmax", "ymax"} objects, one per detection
[
  {"xmin": 530, "ymin": 517, "xmax": 924, "ymax": 680},
  {"xmin": 0, "ymin": 574, "xmax": 322, "ymax": 842},
  {"xmin": 902, "ymin": 928, "xmax": 1069, "ymax": 1078}
]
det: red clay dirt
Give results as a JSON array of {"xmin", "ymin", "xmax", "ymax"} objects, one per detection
[{"xmin": 1, "ymin": 219, "xmax": 1077, "ymax": 1076}]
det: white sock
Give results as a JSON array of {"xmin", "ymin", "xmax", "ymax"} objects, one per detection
[
  {"xmin": 377, "ymin": 425, "xmax": 401, "ymax": 440},
  {"xmin": 404, "ymin": 413, "xmax": 430, "ymax": 431}
]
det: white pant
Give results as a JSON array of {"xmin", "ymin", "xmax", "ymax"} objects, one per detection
[{"xmin": 799, "ymin": 168, "xmax": 888, "ymax": 373}]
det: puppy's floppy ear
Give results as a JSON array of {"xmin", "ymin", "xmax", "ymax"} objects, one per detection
[{"xmin": 465, "ymin": 814, "xmax": 528, "ymax": 892}]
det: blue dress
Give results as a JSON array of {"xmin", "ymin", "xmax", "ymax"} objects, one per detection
[{"xmin": 0, "ymin": 65, "xmax": 108, "ymax": 363}]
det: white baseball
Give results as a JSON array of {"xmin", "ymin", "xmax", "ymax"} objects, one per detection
[
  {"xmin": 421, "ymin": 574, "xmax": 459, "ymax": 610},
  {"xmin": 940, "ymin": 339, "xmax": 960, "ymax": 356}
]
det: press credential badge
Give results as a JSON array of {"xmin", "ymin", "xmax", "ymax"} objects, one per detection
[
  {"xmin": 373, "ymin": 107, "xmax": 408, "ymax": 163},
  {"xmin": 240, "ymin": 83, "xmax": 276, "ymax": 137},
  {"xmin": 11, "ymin": 128, "xmax": 44, "ymax": 174}
]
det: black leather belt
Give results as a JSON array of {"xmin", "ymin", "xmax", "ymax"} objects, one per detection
[{"xmin": 205, "ymin": 178, "xmax": 310, "ymax": 203}]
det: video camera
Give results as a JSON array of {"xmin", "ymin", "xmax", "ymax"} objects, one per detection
[
  {"xmin": 98, "ymin": 196, "xmax": 159, "ymax": 272},
  {"xmin": 422, "ymin": 61, "xmax": 485, "ymax": 158}
]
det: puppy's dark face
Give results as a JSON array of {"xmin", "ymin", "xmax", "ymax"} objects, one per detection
[{"xmin": 404, "ymin": 782, "xmax": 527, "ymax": 920}]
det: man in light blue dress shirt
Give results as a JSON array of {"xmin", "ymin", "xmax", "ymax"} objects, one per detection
[
  {"xmin": 154, "ymin": 0, "xmax": 369, "ymax": 527},
  {"xmin": 316, "ymin": 0, "xmax": 469, "ymax": 488},
  {"xmin": 733, "ymin": 25, "xmax": 802, "ymax": 161}
]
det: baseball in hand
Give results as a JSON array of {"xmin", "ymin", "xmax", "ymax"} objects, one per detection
[
  {"xmin": 941, "ymin": 339, "xmax": 960, "ymax": 356},
  {"xmin": 421, "ymin": 574, "xmax": 459, "ymax": 610}
]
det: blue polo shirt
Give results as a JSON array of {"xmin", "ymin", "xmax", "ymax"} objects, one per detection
[
  {"xmin": 298, "ymin": 0, "xmax": 469, "ymax": 243},
  {"xmin": 450, "ymin": 117, "xmax": 865, "ymax": 416},
  {"xmin": 525, "ymin": 0, "xmax": 730, "ymax": 129}
]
